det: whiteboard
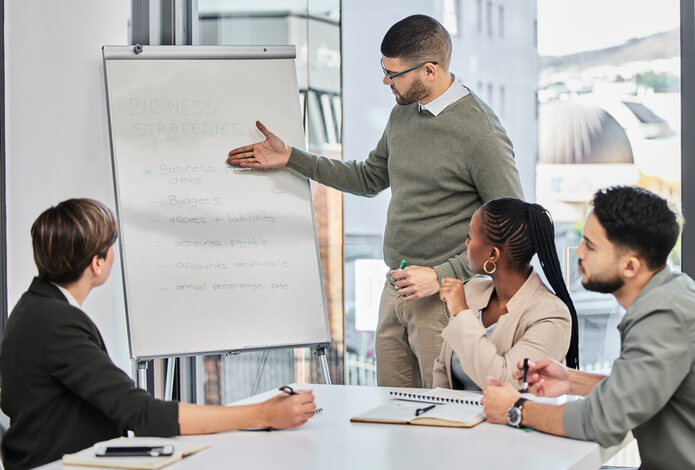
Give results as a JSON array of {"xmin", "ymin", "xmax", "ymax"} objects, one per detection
[{"xmin": 102, "ymin": 46, "xmax": 330, "ymax": 360}]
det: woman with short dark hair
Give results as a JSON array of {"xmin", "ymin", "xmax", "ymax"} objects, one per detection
[
  {"xmin": 0, "ymin": 199, "xmax": 315, "ymax": 470},
  {"xmin": 433, "ymin": 198, "xmax": 579, "ymax": 390}
]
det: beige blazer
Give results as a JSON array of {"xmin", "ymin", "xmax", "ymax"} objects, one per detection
[{"xmin": 433, "ymin": 270, "xmax": 571, "ymax": 389}]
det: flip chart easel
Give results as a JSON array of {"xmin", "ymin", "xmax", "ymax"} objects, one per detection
[{"xmin": 102, "ymin": 45, "xmax": 332, "ymax": 389}]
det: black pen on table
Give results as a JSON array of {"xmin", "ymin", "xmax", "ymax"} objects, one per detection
[
  {"xmin": 522, "ymin": 358, "xmax": 529, "ymax": 393},
  {"xmin": 415, "ymin": 404, "xmax": 436, "ymax": 416}
]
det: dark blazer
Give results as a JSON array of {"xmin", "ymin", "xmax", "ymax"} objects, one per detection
[{"xmin": 0, "ymin": 278, "xmax": 178, "ymax": 469}]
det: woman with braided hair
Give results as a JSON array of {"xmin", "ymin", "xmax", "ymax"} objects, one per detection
[{"xmin": 433, "ymin": 198, "xmax": 579, "ymax": 390}]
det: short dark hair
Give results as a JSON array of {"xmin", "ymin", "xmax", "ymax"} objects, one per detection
[
  {"xmin": 381, "ymin": 15, "xmax": 452, "ymax": 70},
  {"xmin": 31, "ymin": 198, "xmax": 118, "ymax": 284},
  {"xmin": 481, "ymin": 198, "xmax": 579, "ymax": 369},
  {"xmin": 592, "ymin": 186, "xmax": 679, "ymax": 270}
]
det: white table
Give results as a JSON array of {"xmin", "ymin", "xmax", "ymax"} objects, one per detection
[{"xmin": 38, "ymin": 384, "xmax": 631, "ymax": 470}]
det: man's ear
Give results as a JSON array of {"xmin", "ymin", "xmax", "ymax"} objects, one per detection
[
  {"xmin": 621, "ymin": 254, "xmax": 642, "ymax": 280},
  {"xmin": 424, "ymin": 62, "xmax": 438, "ymax": 80}
]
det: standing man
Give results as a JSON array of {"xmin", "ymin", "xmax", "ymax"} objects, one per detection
[
  {"xmin": 482, "ymin": 186, "xmax": 695, "ymax": 469},
  {"xmin": 227, "ymin": 15, "xmax": 523, "ymax": 388}
]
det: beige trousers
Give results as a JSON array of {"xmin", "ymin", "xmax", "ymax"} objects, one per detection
[{"xmin": 376, "ymin": 281, "xmax": 450, "ymax": 388}]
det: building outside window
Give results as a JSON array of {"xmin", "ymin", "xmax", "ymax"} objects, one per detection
[{"xmin": 536, "ymin": 0, "xmax": 681, "ymax": 379}]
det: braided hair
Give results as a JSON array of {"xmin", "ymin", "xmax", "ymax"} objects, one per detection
[{"xmin": 481, "ymin": 198, "xmax": 579, "ymax": 369}]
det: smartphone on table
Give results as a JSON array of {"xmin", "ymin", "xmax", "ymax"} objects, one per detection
[{"xmin": 95, "ymin": 445, "xmax": 174, "ymax": 457}]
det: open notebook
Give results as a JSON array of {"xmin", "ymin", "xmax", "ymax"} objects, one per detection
[
  {"xmin": 351, "ymin": 388, "xmax": 485, "ymax": 428},
  {"xmin": 62, "ymin": 437, "xmax": 208, "ymax": 469}
]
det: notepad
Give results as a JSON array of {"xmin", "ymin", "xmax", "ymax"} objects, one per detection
[
  {"xmin": 352, "ymin": 389, "xmax": 486, "ymax": 428},
  {"xmin": 62, "ymin": 437, "xmax": 208, "ymax": 469},
  {"xmin": 351, "ymin": 399, "xmax": 485, "ymax": 428}
]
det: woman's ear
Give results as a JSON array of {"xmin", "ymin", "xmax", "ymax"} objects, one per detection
[
  {"xmin": 89, "ymin": 254, "xmax": 103, "ymax": 276},
  {"xmin": 489, "ymin": 247, "xmax": 501, "ymax": 262}
]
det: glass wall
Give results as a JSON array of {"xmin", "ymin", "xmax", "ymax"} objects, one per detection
[{"xmin": 536, "ymin": 0, "xmax": 681, "ymax": 374}]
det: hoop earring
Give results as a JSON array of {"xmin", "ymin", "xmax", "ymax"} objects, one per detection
[{"xmin": 483, "ymin": 260, "xmax": 497, "ymax": 274}]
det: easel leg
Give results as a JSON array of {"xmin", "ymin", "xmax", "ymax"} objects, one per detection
[
  {"xmin": 137, "ymin": 360, "xmax": 148, "ymax": 391},
  {"xmin": 314, "ymin": 346, "xmax": 332, "ymax": 384},
  {"xmin": 165, "ymin": 357, "xmax": 175, "ymax": 401}
]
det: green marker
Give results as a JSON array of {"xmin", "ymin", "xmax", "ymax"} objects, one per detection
[{"xmin": 395, "ymin": 259, "xmax": 406, "ymax": 291}]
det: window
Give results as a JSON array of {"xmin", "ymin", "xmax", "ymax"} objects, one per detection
[
  {"xmin": 499, "ymin": 84, "xmax": 505, "ymax": 116},
  {"xmin": 536, "ymin": 0, "xmax": 681, "ymax": 376},
  {"xmin": 477, "ymin": 0, "xmax": 483, "ymax": 33},
  {"xmin": 486, "ymin": 1, "xmax": 493, "ymax": 36},
  {"xmin": 498, "ymin": 5, "xmax": 504, "ymax": 37},
  {"xmin": 443, "ymin": 0, "xmax": 460, "ymax": 36}
]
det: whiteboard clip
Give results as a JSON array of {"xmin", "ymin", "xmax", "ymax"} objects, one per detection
[{"xmin": 133, "ymin": 44, "xmax": 143, "ymax": 55}]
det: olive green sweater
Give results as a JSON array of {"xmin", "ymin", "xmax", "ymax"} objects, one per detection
[{"xmin": 287, "ymin": 92, "xmax": 523, "ymax": 280}]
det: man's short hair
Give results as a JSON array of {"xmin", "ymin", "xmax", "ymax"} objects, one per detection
[
  {"xmin": 592, "ymin": 186, "xmax": 679, "ymax": 270},
  {"xmin": 31, "ymin": 198, "xmax": 118, "ymax": 284},
  {"xmin": 381, "ymin": 15, "xmax": 452, "ymax": 70}
]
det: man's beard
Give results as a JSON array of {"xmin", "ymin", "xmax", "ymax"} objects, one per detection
[
  {"xmin": 580, "ymin": 262, "xmax": 625, "ymax": 294},
  {"xmin": 393, "ymin": 78, "xmax": 428, "ymax": 105}
]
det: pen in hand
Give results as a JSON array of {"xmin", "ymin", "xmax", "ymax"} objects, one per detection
[
  {"xmin": 522, "ymin": 358, "xmax": 529, "ymax": 393},
  {"xmin": 395, "ymin": 259, "xmax": 407, "ymax": 291},
  {"xmin": 279, "ymin": 385, "xmax": 322, "ymax": 415},
  {"xmin": 279, "ymin": 385, "xmax": 298, "ymax": 396}
]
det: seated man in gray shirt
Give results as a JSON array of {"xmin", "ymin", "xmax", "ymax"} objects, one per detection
[{"xmin": 481, "ymin": 186, "xmax": 695, "ymax": 470}]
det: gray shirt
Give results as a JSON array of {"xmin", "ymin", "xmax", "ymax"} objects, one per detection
[{"xmin": 563, "ymin": 267, "xmax": 695, "ymax": 469}]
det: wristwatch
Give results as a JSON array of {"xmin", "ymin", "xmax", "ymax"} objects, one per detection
[{"xmin": 507, "ymin": 397, "xmax": 528, "ymax": 428}]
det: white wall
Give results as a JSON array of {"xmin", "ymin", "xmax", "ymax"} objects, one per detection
[{"xmin": 4, "ymin": 0, "xmax": 131, "ymax": 372}]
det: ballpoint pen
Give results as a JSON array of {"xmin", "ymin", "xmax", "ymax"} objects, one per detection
[
  {"xmin": 415, "ymin": 404, "xmax": 436, "ymax": 416},
  {"xmin": 279, "ymin": 385, "xmax": 298, "ymax": 395}
]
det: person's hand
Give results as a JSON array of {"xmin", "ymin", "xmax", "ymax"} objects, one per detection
[
  {"xmin": 390, "ymin": 266, "xmax": 439, "ymax": 301},
  {"xmin": 439, "ymin": 278, "xmax": 468, "ymax": 315},
  {"xmin": 481, "ymin": 377, "xmax": 520, "ymax": 424},
  {"xmin": 512, "ymin": 357, "xmax": 570, "ymax": 397},
  {"xmin": 227, "ymin": 121, "xmax": 292, "ymax": 169},
  {"xmin": 262, "ymin": 390, "xmax": 316, "ymax": 429}
]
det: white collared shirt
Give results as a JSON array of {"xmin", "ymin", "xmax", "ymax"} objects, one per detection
[
  {"xmin": 418, "ymin": 75, "xmax": 469, "ymax": 116},
  {"xmin": 52, "ymin": 282, "xmax": 83, "ymax": 310}
]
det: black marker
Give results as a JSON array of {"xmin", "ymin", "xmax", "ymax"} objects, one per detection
[{"xmin": 522, "ymin": 358, "xmax": 529, "ymax": 393}]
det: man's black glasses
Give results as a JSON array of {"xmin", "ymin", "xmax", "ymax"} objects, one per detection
[{"xmin": 381, "ymin": 60, "xmax": 438, "ymax": 80}]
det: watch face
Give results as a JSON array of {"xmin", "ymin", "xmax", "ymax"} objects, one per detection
[{"xmin": 508, "ymin": 406, "xmax": 521, "ymax": 427}]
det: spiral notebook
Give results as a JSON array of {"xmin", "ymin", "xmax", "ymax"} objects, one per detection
[
  {"xmin": 389, "ymin": 387, "xmax": 483, "ymax": 406},
  {"xmin": 351, "ymin": 388, "xmax": 485, "ymax": 428}
]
